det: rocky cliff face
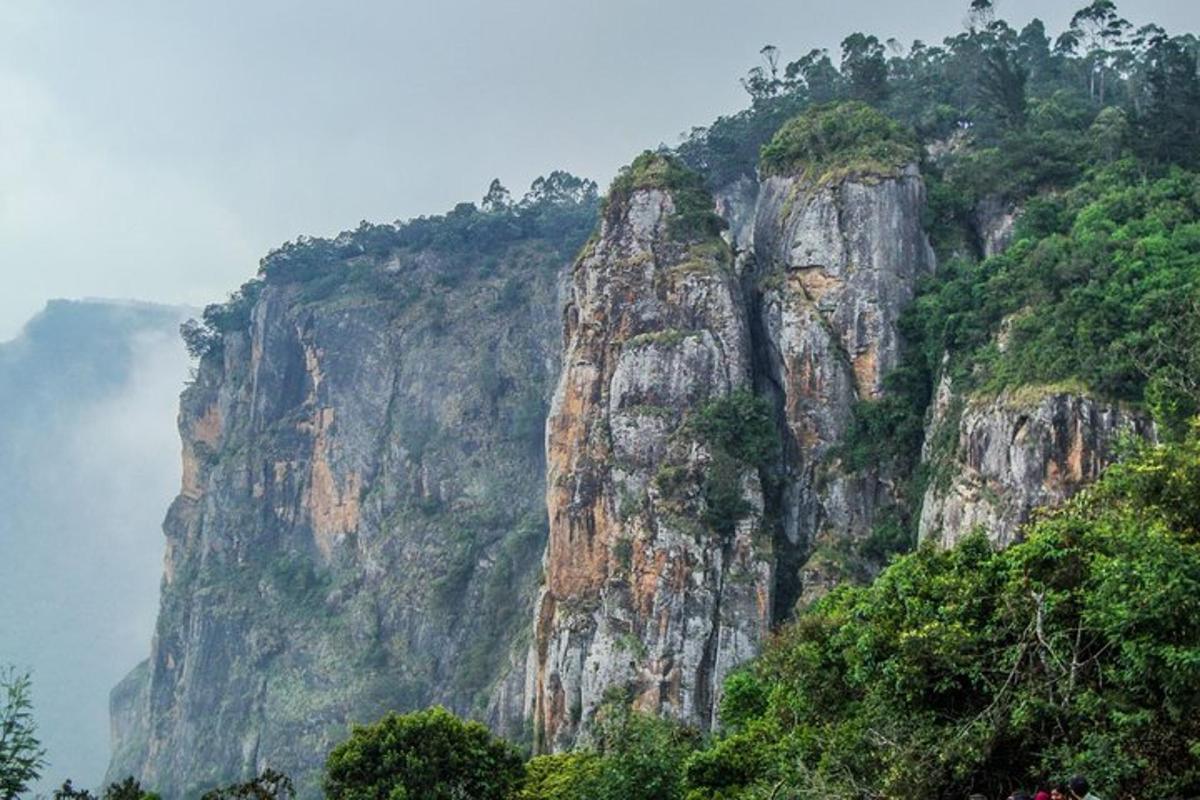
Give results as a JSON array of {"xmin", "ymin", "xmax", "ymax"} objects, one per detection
[
  {"xmin": 919, "ymin": 384, "xmax": 1153, "ymax": 548},
  {"xmin": 111, "ymin": 135, "xmax": 1150, "ymax": 791},
  {"xmin": 530, "ymin": 156, "xmax": 937, "ymax": 748},
  {"xmin": 530, "ymin": 163, "xmax": 771, "ymax": 750},
  {"xmin": 107, "ymin": 205, "xmax": 593, "ymax": 797},
  {"xmin": 752, "ymin": 165, "xmax": 934, "ymax": 601}
]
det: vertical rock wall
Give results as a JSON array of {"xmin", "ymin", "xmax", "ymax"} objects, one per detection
[
  {"xmin": 107, "ymin": 228, "xmax": 578, "ymax": 798},
  {"xmin": 531, "ymin": 177, "xmax": 772, "ymax": 750},
  {"xmin": 919, "ymin": 387, "xmax": 1153, "ymax": 548},
  {"xmin": 752, "ymin": 166, "xmax": 935, "ymax": 600}
]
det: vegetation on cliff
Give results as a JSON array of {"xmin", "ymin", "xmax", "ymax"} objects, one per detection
[
  {"xmin": 604, "ymin": 151, "xmax": 727, "ymax": 242},
  {"xmin": 684, "ymin": 428, "xmax": 1200, "ymax": 800},
  {"xmin": 120, "ymin": 2, "xmax": 1200, "ymax": 797},
  {"xmin": 687, "ymin": 0, "xmax": 1200, "ymax": 562},
  {"xmin": 182, "ymin": 171, "xmax": 599, "ymax": 358},
  {"xmin": 758, "ymin": 101, "xmax": 918, "ymax": 181}
]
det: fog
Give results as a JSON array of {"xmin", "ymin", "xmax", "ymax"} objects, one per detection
[{"xmin": 0, "ymin": 301, "xmax": 192, "ymax": 792}]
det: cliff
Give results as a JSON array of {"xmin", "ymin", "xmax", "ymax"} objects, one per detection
[
  {"xmin": 752, "ymin": 163, "xmax": 934, "ymax": 600},
  {"xmin": 110, "ymin": 117, "xmax": 1158, "ymax": 790},
  {"xmin": 530, "ymin": 144, "xmax": 937, "ymax": 747},
  {"xmin": 107, "ymin": 193, "xmax": 596, "ymax": 798},
  {"xmin": 530, "ymin": 155, "xmax": 771, "ymax": 750},
  {"xmin": 919, "ymin": 384, "xmax": 1153, "ymax": 548}
]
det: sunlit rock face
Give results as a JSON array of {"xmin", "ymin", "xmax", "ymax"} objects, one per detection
[
  {"xmin": 531, "ymin": 182, "xmax": 771, "ymax": 751},
  {"xmin": 752, "ymin": 165, "xmax": 934, "ymax": 601},
  {"xmin": 919, "ymin": 387, "xmax": 1153, "ymax": 549}
]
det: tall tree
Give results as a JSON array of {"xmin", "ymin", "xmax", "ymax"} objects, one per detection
[
  {"xmin": 978, "ymin": 45, "xmax": 1029, "ymax": 131},
  {"xmin": 1064, "ymin": 0, "xmax": 1132, "ymax": 102},
  {"xmin": 784, "ymin": 48, "xmax": 841, "ymax": 103},
  {"xmin": 1138, "ymin": 34, "xmax": 1200, "ymax": 168},
  {"xmin": 0, "ymin": 669, "xmax": 45, "ymax": 800},
  {"xmin": 841, "ymin": 33, "xmax": 890, "ymax": 103}
]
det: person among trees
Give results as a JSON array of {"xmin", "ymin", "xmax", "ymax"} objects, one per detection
[{"xmin": 1068, "ymin": 776, "xmax": 1102, "ymax": 800}]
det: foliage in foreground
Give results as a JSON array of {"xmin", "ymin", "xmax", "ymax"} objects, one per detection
[
  {"xmin": 684, "ymin": 430, "xmax": 1200, "ymax": 800},
  {"xmin": 323, "ymin": 706, "xmax": 524, "ymax": 800},
  {"xmin": 323, "ymin": 429, "xmax": 1200, "ymax": 800},
  {"xmin": 53, "ymin": 776, "xmax": 162, "ymax": 800},
  {"xmin": 0, "ymin": 668, "xmax": 44, "ymax": 800},
  {"xmin": 518, "ymin": 699, "xmax": 699, "ymax": 800}
]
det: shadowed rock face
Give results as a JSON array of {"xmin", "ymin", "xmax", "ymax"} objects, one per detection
[
  {"xmin": 107, "ymin": 236, "xmax": 576, "ymax": 798},
  {"xmin": 530, "ymin": 185, "xmax": 771, "ymax": 751},
  {"xmin": 919, "ymin": 388, "xmax": 1153, "ymax": 548},
  {"xmin": 752, "ymin": 166, "xmax": 935, "ymax": 599}
]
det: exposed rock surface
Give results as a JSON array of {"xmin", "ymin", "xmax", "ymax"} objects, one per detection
[
  {"xmin": 919, "ymin": 386, "xmax": 1153, "ymax": 548},
  {"xmin": 974, "ymin": 194, "xmax": 1020, "ymax": 258},
  {"xmin": 530, "ymin": 175, "xmax": 771, "ymax": 751},
  {"xmin": 752, "ymin": 166, "xmax": 934, "ymax": 597},
  {"xmin": 106, "ymin": 215, "xmax": 589, "ymax": 798}
]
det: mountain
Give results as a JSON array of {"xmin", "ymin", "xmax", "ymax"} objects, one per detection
[
  {"xmin": 108, "ymin": 8, "xmax": 1200, "ymax": 797},
  {"xmin": 106, "ymin": 182, "xmax": 599, "ymax": 798},
  {"xmin": 0, "ymin": 299, "xmax": 192, "ymax": 793}
]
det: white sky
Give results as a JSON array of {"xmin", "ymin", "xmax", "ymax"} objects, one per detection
[{"xmin": 2, "ymin": 0, "xmax": 1198, "ymax": 339}]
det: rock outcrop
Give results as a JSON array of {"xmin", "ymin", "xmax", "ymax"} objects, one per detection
[
  {"xmin": 107, "ymin": 201, "xmax": 595, "ymax": 798},
  {"xmin": 530, "ymin": 154, "xmax": 938, "ymax": 749},
  {"xmin": 530, "ymin": 158, "xmax": 772, "ymax": 751},
  {"xmin": 919, "ymin": 385, "xmax": 1153, "ymax": 548},
  {"xmin": 752, "ymin": 165, "xmax": 934, "ymax": 596}
]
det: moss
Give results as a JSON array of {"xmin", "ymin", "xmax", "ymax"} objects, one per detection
[
  {"xmin": 975, "ymin": 378, "xmax": 1093, "ymax": 409},
  {"xmin": 654, "ymin": 463, "xmax": 690, "ymax": 499},
  {"xmin": 759, "ymin": 101, "xmax": 918, "ymax": 182},
  {"xmin": 615, "ymin": 632, "xmax": 648, "ymax": 661},
  {"xmin": 617, "ymin": 487, "xmax": 643, "ymax": 522},
  {"xmin": 620, "ymin": 403, "xmax": 674, "ymax": 419},
  {"xmin": 604, "ymin": 151, "xmax": 727, "ymax": 243},
  {"xmin": 613, "ymin": 537, "xmax": 634, "ymax": 571}
]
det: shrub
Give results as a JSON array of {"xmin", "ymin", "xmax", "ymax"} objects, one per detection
[
  {"xmin": 323, "ymin": 707, "xmax": 523, "ymax": 800},
  {"xmin": 759, "ymin": 101, "xmax": 918, "ymax": 180},
  {"xmin": 604, "ymin": 152, "xmax": 727, "ymax": 242}
]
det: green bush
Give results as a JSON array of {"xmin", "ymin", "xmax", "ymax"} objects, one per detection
[
  {"xmin": 519, "ymin": 699, "xmax": 698, "ymax": 800},
  {"xmin": 689, "ymin": 389, "xmax": 778, "ymax": 538},
  {"xmin": 605, "ymin": 152, "xmax": 727, "ymax": 242},
  {"xmin": 323, "ymin": 707, "xmax": 523, "ymax": 800},
  {"xmin": 758, "ymin": 101, "xmax": 918, "ymax": 180}
]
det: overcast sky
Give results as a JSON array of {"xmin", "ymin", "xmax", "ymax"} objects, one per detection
[{"xmin": 2, "ymin": 0, "xmax": 1198, "ymax": 339}]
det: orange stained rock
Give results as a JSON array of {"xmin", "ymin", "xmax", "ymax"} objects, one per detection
[{"xmin": 306, "ymin": 407, "xmax": 362, "ymax": 561}]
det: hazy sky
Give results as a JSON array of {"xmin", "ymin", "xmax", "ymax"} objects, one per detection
[{"xmin": 2, "ymin": 0, "xmax": 1198, "ymax": 339}]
